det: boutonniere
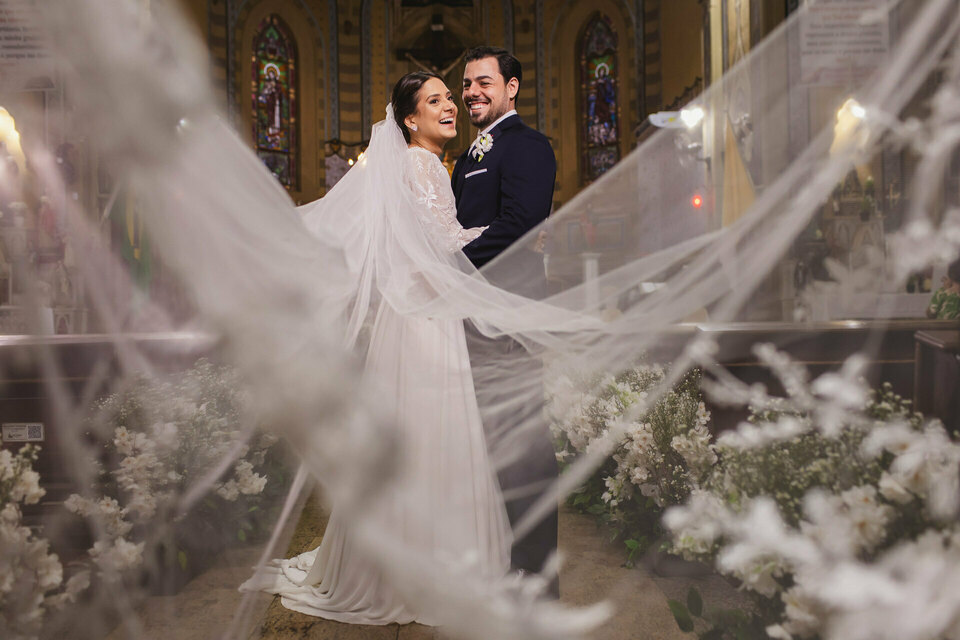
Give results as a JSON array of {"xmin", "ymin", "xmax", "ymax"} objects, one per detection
[{"xmin": 472, "ymin": 132, "xmax": 494, "ymax": 162}]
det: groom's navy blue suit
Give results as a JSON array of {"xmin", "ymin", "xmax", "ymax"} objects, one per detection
[
  {"xmin": 453, "ymin": 113, "xmax": 555, "ymax": 280},
  {"xmin": 453, "ymin": 112, "xmax": 559, "ymax": 589}
]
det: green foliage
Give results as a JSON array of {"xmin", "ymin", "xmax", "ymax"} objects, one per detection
[
  {"xmin": 668, "ymin": 588, "xmax": 768, "ymax": 639},
  {"xmin": 710, "ymin": 383, "xmax": 919, "ymax": 528},
  {"xmin": 688, "ymin": 586, "xmax": 703, "ymax": 616},
  {"xmin": 668, "ymin": 598, "xmax": 695, "ymax": 632}
]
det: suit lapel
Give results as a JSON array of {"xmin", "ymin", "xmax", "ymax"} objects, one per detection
[{"xmin": 489, "ymin": 113, "xmax": 521, "ymax": 142}]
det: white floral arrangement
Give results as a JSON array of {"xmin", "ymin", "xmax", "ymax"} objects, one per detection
[
  {"xmin": 1, "ymin": 445, "xmax": 88, "ymax": 640},
  {"xmin": 64, "ymin": 359, "xmax": 277, "ymax": 582},
  {"xmin": 664, "ymin": 341, "xmax": 960, "ymax": 639},
  {"xmin": 547, "ymin": 362, "xmax": 713, "ymax": 557}
]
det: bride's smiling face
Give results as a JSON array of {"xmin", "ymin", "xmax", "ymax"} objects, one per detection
[{"xmin": 405, "ymin": 77, "xmax": 458, "ymax": 151}]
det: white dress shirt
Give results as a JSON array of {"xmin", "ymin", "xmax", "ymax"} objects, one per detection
[{"xmin": 469, "ymin": 109, "xmax": 518, "ymax": 156}]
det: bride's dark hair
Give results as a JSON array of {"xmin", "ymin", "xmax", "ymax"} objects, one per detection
[{"xmin": 391, "ymin": 70, "xmax": 442, "ymax": 143}]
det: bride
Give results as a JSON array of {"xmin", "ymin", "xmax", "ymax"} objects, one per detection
[{"xmin": 239, "ymin": 72, "xmax": 513, "ymax": 625}]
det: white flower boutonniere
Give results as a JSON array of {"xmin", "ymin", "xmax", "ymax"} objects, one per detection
[{"xmin": 472, "ymin": 132, "xmax": 494, "ymax": 162}]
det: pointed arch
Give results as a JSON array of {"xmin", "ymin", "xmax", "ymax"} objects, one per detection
[
  {"xmin": 251, "ymin": 14, "xmax": 299, "ymax": 190},
  {"xmin": 545, "ymin": 0, "xmax": 636, "ymax": 205},
  {"xmin": 579, "ymin": 13, "xmax": 621, "ymax": 183}
]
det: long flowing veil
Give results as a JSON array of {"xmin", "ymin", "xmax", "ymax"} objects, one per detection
[{"xmin": 3, "ymin": 0, "xmax": 960, "ymax": 638}]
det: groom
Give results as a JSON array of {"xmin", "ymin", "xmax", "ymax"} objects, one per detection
[{"xmin": 452, "ymin": 46, "xmax": 559, "ymax": 593}]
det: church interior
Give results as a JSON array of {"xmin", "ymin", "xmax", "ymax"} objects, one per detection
[{"xmin": 2, "ymin": 1, "xmax": 960, "ymax": 638}]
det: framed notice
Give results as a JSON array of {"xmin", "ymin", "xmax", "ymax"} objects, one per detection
[
  {"xmin": 0, "ymin": 0, "xmax": 53, "ymax": 86},
  {"xmin": 2, "ymin": 422, "xmax": 44, "ymax": 442},
  {"xmin": 799, "ymin": 0, "xmax": 889, "ymax": 86}
]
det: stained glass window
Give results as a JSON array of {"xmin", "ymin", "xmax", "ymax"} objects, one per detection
[
  {"xmin": 252, "ymin": 15, "xmax": 298, "ymax": 190},
  {"xmin": 581, "ymin": 14, "xmax": 620, "ymax": 183}
]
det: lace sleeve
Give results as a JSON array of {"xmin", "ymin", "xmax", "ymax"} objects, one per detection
[{"xmin": 404, "ymin": 148, "xmax": 486, "ymax": 252}]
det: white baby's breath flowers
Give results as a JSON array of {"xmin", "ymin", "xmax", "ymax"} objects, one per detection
[
  {"xmin": 234, "ymin": 459, "xmax": 268, "ymax": 495},
  {"xmin": 0, "ymin": 445, "xmax": 83, "ymax": 639},
  {"xmin": 150, "ymin": 421, "xmax": 179, "ymax": 450},
  {"xmin": 10, "ymin": 468, "xmax": 44, "ymax": 505},
  {"xmin": 216, "ymin": 480, "xmax": 240, "ymax": 501},
  {"xmin": 64, "ymin": 360, "xmax": 276, "ymax": 595},
  {"xmin": 91, "ymin": 537, "xmax": 145, "ymax": 578},
  {"xmin": 549, "ymin": 362, "xmax": 711, "ymax": 515},
  {"xmin": 113, "ymin": 425, "xmax": 153, "ymax": 457}
]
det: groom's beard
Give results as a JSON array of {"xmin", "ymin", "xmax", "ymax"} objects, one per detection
[{"xmin": 468, "ymin": 102, "xmax": 509, "ymax": 129}]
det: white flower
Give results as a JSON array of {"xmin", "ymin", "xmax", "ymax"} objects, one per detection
[
  {"xmin": 91, "ymin": 537, "xmax": 144, "ymax": 576},
  {"xmin": 840, "ymin": 485, "xmax": 892, "ymax": 552},
  {"xmin": 150, "ymin": 421, "xmax": 179, "ymax": 450},
  {"xmin": 865, "ymin": 421, "xmax": 960, "ymax": 519},
  {"xmin": 779, "ymin": 586, "xmax": 823, "ymax": 638},
  {"xmin": 696, "ymin": 401, "xmax": 711, "ymax": 427},
  {"xmin": 878, "ymin": 472, "xmax": 913, "ymax": 504},
  {"xmin": 629, "ymin": 466, "xmax": 649, "ymax": 484},
  {"xmin": 113, "ymin": 426, "xmax": 153, "ymax": 456},
  {"xmin": 471, "ymin": 132, "xmax": 494, "ymax": 161},
  {"xmin": 639, "ymin": 483, "xmax": 662, "ymax": 506},
  {"xmin": 800, "ymin": 487, "xmax": 891, "ymax": 557},
  {"xmin": 236, "ymin": 461, "xmax": 267, "ymax": 495},
  {"xmin": 664, "ymin": 490, "xmax": 729, "ymax": 558},
  {"xmin": 766, "ymin": 625, "xmax": 793, "ymax": 640},
  {"xmin": 46, "ymin": 570, "xmax": 91, "ymax": 608},
  {"xmin": 1, "ymin": 502, "xmax": 22, "ymax": 529},
  {"xmin": 861, "ymin": 420, "xmax": 918, "ymax": 457},
  {"xmin": 685, "ymin": 337, "xmax": 718, "ymax": 363},
  {"xmin": 93, "ymin": 496, "xmax": 133, "ymax": 538},
  {"xmin": 125, "ymin": 486, "xmax": 158, "ymax": 520},
  {"xmin": 11, "ymin": 468, "xmax": 45, "ymax": 504},
  {"xmin": 63, "ymin": 493, "xmax": 93, "ymax": 516},
  {"xmin": 717, "ymin": 416, "xmax": 809, "ymax": 450},
  {"xmin": 216, "ymin": 480, "xmax": 240, "ymax": 501},
  {"xmin": 32, "ymin": 544, "xmax": 63, "ymax": 590},
  {"xmin": 671, "ymin": 426, "xmax": 717, "ymax": 471},
  {"xmin": 0, "ymin": 448, "xmax": 14, "ymax": 481}
]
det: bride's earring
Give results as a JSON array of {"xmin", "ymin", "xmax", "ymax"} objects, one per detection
[{"xmin": 410, "ymin": 123, "xmax": 418, "ymax": 132}]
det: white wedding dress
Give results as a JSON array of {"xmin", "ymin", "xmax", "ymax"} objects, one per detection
[{"xmin": 239, "ymin": 140, "xmax": 512, "ymax": 625}]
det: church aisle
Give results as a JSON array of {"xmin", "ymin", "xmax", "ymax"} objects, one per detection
[
  {"xmin": 102, "ymin": 494, "xmax": 747, "ymax": 639},
  {"xmin": 251, "ymin": 503, "xmax": 746, "ymax": 639},
  {"xmin": 558, "ymin": 508, "xmax": 748, "ymax": 640}
]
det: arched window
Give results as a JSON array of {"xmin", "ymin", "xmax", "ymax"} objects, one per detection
[
  {"xmin": 252, "ymin": 15, "xmax": 298, "ymax": 190},
  {"xmin": 580, "ymin": 14, "xmax": 620, "ymax": 184}
]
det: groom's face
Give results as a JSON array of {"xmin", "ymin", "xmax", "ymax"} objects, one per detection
[{"xmin": 462, "ymin": 56, "xmax": 518, "ymax": 129}]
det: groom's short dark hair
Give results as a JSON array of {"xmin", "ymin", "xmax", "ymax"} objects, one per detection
[{"xmin": 464, "ymin": 46, "xmax": 522, "ymax": 97}]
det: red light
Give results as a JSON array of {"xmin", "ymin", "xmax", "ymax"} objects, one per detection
[{"xmin": 692, "ymin": 194, "xmax": 703, "ymax": 209}]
